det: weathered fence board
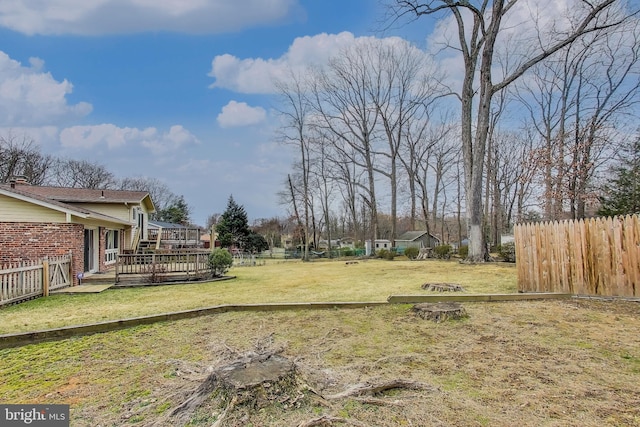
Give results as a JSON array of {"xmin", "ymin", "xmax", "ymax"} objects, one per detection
[
  {"xmin": 0, "ymin": 255, "xmax": 72, "ymax": 307},
  {"xmin": 515, "ymin": 215, "xmax": 640, "ymax": 297}
]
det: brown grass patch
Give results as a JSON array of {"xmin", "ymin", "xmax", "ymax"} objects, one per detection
[{"xmin": 1, "ymin": 299, "xmax": 639, "ymax": 426}]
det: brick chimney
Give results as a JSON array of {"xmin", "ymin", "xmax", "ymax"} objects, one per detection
[{"xmin": 9, "ymin": 176, "xmax": 29, "ymax": 188}]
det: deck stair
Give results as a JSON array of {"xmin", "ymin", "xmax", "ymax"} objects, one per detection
[
  {"xmin": 137, "ymin": 240, "xmax": 158, "ymax": 253},
  {"xmin": 78, "ymin": 272, "xmax": 116, "ymax": 286}
]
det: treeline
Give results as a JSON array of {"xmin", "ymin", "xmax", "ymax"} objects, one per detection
[
  {"xmin": 276, "ymin": 5, "xmax": 640, "ymax": 260},
  {"xmin": 0, "ymin": 132, "xmax": 192, "ymax": 224}
]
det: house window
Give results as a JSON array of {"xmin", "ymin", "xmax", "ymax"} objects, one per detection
[{"xmin": 105, "ymin": 229, "xmax": 120, "ymax": 265}]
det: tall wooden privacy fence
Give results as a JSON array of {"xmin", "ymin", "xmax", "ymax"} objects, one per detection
[
  {"xmin": 0, "ymin": 255, "xmax": 72, "ymax": 307},
  {"xmin": 514, "ymin": 215, "xmax": 640, "ymax": 297}
]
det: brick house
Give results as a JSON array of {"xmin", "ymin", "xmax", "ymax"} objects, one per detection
[{"xmin": 0, "ymin": 180, "xmax": 155, "ymax": 284}]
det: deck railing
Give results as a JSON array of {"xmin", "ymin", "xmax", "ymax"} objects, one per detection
[
  {"xmin": 148, "ymin": 227, "xmax": 202, "ymax": 247},
  {"xmin": 115, "ymin": 251, "xmax": 211, "ymax": 282}
]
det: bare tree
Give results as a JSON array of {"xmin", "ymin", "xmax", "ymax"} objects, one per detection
[
  {"xmin": 274, "ymin": 70, "xmax": 314, "ymax": 261},
  {"xmin": 368, "ymin": 39, "xmax": 445, "ymax": 246},
  {"xmin": 118, "ymin": 176, "xmax": 177, "ymax": 214},
  {"xmin": 0, "ymin": 132, "xmax": 52, "ymax": 185},
  {"xmin": 252, "ymin": 217, "xmax": 285, "ymax": 253},
  {"xmin": 517, "ymin": 16, "xmax": 640, "ymax": 219},
  {"xmin": 331, "ymin": 144, "xmax": 366, "ymax": 243},
  {"xmin": 400, "ymin": 112, "xmax": 455, "ymax": 237},
  {"xmin": 51, "ymin": 158, "xmax": 116, "ymax": 189},
  {"xmin": 390, "ymin": 0, "xmax": 635, "ymax": 261},
  {"xmin": 309, "ymin": 41, "xmax": 382, "ymax": 251},
  {"xmin": 309, "ymin": 132, "xmax": 338, "ymax": 256}
]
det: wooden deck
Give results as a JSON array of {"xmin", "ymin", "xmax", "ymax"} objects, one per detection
[{"xmin": 116, "ymin": 252, "xmax": 210, "ymax": 283}]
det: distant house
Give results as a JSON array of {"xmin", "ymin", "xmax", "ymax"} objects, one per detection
[
  {"xmin": 364, "ymin": 239, "xmax": 392, "ymax": 256},
  {"xmin": 339, "ymin": 237, "xmax": 356, "ymax": 249},
  {"xmin": 317, "ymin": 238, "xmax": 355, "ymax": 250},
  {"xmin": 0, "ymin": 179, "xmax": 155, "ymax": 283},
  {"xmin": 394, "ymin": 231, "xmax": 441, "ymax": 250}
]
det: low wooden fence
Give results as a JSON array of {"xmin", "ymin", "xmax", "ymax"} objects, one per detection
[
  {"xmin": 0, "ymin": 255, "xmax": 72, "ymax": 306},
  {"xmin": 514, "ymin": 215, "xmax": 640, "ymax": 297},
  {"xmin": 116, "ymin": 251, "xmax": 211, "ymax": 282}
]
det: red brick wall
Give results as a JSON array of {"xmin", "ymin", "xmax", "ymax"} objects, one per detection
[{"xmin": 0, "ymin": 222, "xmax": 84, "ymax": 285}]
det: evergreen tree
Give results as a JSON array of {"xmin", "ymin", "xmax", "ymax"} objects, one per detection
[
  {"xmin": 215, "ymin": 195, "xmax": 250, "ymax": 249},
  {"xmin": 245, "ymin": 231, "xmax": 269, "ymax": 253},
  {"xmin": 156, "ymin": 195, "xmax": 191, "ymax": 224},
  {"xmin": 598, "ymin": 136, "xmax": 640, "ymax": 217}
]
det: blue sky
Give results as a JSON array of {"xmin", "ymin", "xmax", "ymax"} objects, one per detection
[
  {"xmin": 1, "ymin": 0, "xmax": 433, "ymax": 226},
  {"xmin": 4, "ymin": 0, "xmax": 620, "ymax": 226}
]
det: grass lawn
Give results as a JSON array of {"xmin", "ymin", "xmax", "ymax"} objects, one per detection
[
  {"xmin": 0, "ymin": 300, "xmax": 639, "ymax": 426},
  {"xmin": 2, "ymin": 259, "xmax": 638, "ymax": 426},
  {"xmin": 0, "ymin": 258, "xmax": 517, "ymax": 334}
]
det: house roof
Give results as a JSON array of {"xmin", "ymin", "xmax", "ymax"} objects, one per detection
[
  {"xmin": 4, "ymin": 184, "xmax": 155, "ymax": 212},
  {"xmin": 0, "ymin": 184, "xmax": 141, "ymax": 226},
  {"xmin": 396, "ymin": 230, "xmax": 439, "ymax": 242},
  {"xmin": 11, "ymin": 184, "xmax": 150, "ymax": 204}
]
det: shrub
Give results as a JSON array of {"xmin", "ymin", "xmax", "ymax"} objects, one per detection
[
  {"xmin": 497, "ymin": 242, "xmax": 517, "ymax": 263},
  {"xmin": 433, "ymin": 244, "xmax": 452, "ymax": 259},
  {"xmin": 403, "ymin": 247, "xmax": 419, "ymax": 260},
  {"xmin": 340, "ymin": 247, "xmax": 354, "ymax": 257},
  {"xmin": 375, "ymin": 248, "xmax": 389, "ymax": 259},
  {"xmin": 208, "ymin": 248, "xmax": 233, "ymax": 277},
  {"xmin": 143, "ymin": 263, "xmax": 167, "ymax": 283},
  {"xmin": 458, "ymin": 245, "xmax": 468, "ymax": 258},
  {"xmin": 375, "ymin": 248, "xmax": 395, "ymax": 260}
]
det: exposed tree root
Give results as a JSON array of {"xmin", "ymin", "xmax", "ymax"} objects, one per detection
[
  {"xmin": 297, "ymin": 415, "xmax": 349, "ymax": 426},
  {"xmin": 157, "ymin": 339, "xmax": 438, "ymax": 427},
  {"xmin": 324, "ymin": 379, "xmax": 437, "ymax": 400},
  {"xmin": 297, "ymin": 415, "xmax": 369, "ymax": 427}
]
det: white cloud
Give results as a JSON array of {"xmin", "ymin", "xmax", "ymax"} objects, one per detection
[
  {"xmin": 0, "ymin": 126, "xmax": 60, "ymax": 146},
  {"xmin": 217, "ymin": 101, "xmax": 267, "ymax": 128},
  {"xmin": 0, "ymin": 0, "xmax": 302, "ymax": 35},
  {"xmin": 0, "ymin": 51, "xmax": 92, "ymax": 127},
  {"xmin": 59, "ymin": 123, "xmax": 199, "ymax": 154},
  {"xmin": 209, "ymin": 31, "xmax": 413, "ymax": 94},
  {"xmin": 141, "ymin": 125, "xmax": 200, "ymax": 155}
]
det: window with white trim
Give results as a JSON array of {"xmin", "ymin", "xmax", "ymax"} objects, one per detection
[{"xmin": 105, "ymin": 229, "xmax": 120, "ymax": 264}]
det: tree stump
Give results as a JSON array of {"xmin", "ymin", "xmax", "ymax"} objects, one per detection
[
  {"xmin": 412, "ymin": 302, "xmax": 468, "ymax": 323},
  {"xmin": 167, "ymin": 352, "xmax": 302, "ymax": 426},
  {"xmin": 161, "ymin": 347, "xmax": 440, "ymax": 427},
  {"xmin": 421, "ymin": 282, "xmax": 465, "ymax": 292}
]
